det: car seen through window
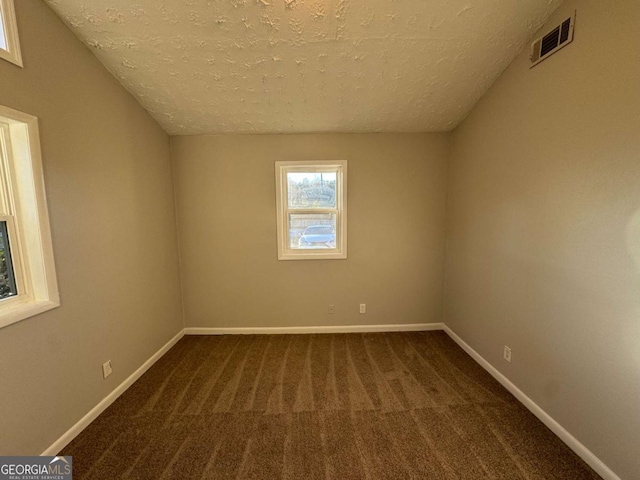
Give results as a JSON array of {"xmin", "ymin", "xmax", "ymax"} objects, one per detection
[{"xmin": 298, "ymin": 225, "xmax": 336, "ymax": 248}]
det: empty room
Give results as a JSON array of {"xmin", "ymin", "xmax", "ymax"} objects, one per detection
[{"xmin": 0, "ymin": 0, "xmax": 637, "ymax": 479}]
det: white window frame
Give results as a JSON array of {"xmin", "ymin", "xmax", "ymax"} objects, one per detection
[
  {"xmin": 0, "ymin": 105, "xmax": 59, "ymax": 329},
  {"xmin": 0, "ymin": 0, "xmax": 23, "ymax": 67},
  {"xmin": 275, "ymin": 160, "xmax": 347, "ymax": 261}
]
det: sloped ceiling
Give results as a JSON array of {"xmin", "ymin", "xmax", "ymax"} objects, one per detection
[{"xmin": 44, "ymin": 0, "xmax": 561, "ymax": 135}]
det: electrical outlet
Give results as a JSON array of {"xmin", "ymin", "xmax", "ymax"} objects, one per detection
[
  {"xmin": 102, "ymin": 360, "xmax": 113, "ymax": 379},
  {"xmin": 359, "ymin": 303, "xmax": 366, "ymax": 314},
  {"xmin": 503, "ymin": 346, "xmax": 512, "ymax": 363},
  {"xmin": 328, "ymin": 304, "xmax": 335, "ymax": 314}
]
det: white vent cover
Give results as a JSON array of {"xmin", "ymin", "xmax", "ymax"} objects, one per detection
[{"xmin": 530, "ymin": 12, "xmax": 576, "ymax": 68}]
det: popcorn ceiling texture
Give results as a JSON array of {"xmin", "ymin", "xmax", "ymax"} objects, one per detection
[{"xmin": 44, "ymin": 0, "xmax": 562, "ymax": 135}]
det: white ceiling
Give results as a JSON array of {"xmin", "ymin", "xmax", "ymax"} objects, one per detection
[{"xmin": 44, "ymin": 0, "xmax": 561, "ymax": 135}]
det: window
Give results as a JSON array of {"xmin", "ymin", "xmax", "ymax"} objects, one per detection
[
  {"xmin": 275, "ymin": 160, "xmax": 347, "ymax": 260},
  {"xmin": 0, "ymin": 105, "xmax": 59, "ymax": 329},
  {"xmin": 0, "ymin": 0, "xmax": 22, "ymax": 67}
]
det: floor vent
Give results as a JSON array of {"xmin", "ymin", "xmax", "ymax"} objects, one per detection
[{"xmin": 530, "ymin": 12, "xmax": 575, "ymax": 68}]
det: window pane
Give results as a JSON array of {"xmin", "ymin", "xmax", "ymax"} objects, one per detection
[
  {"xmin": 0, "ymin": 221, "xmax": 17, "ymax": 299},
  {"xmin": 287, "ymin": 172, "xmax": 336, "ymax": 209},
  {"xmin": 0, "ymin": 8, "xmax": 6, "ymax": 50},
  {"xmin": 289, "ymin": 213, "xmax": 336, "ymax": 249}
]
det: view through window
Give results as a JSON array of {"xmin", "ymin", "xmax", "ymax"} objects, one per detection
[
  {"xmin": 287, "ymin": 171, "xmax": 337, "ymax": 249},
  {"xmin": 0, "ymin": 0, "xmax": 22, "ymax": 67},
  {"xmin": 0, "ymin": 220, "xmax": 16, "ymax": 299},
  {"xmin": 0, "ymin": 9, "xmax": 6, "ymax": 51}
]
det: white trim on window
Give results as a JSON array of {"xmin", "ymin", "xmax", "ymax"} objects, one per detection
[
  {"xmin": 0, "ymin": 105, "xmax": 59, "ymax": 329},
  {"xmin": 275, "ymin": 160, "xmax": 347, "ymax": 261},
  {"xmin": 0, "ymin": 0, "xmax": 23, "ymax": 67}
]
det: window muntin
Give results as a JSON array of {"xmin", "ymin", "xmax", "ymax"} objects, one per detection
[
  {"xmin": 0, "ymin": 0, "xmax": 22, "ymax": 67},
  {"xmin": 275, "ymin": 161, "xmax": 347, "ymax": 260}
]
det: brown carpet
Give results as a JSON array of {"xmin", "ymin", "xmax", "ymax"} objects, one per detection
[{"xmin": 62, "ymin": 332, "xmax": 601, "ymax": 479}]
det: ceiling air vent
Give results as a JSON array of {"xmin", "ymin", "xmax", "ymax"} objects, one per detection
[{"xmin": 530, "ymin": 12, "xmax": 576, "ymax": 68}]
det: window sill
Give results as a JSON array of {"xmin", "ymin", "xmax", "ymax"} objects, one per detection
[
  {"xmin": 0, "ymin": 297, "xmax": 60, "ymax": 329},
  {"xmin": 278, "ymin": 250, "xmax": 347, "ymax": 261}
]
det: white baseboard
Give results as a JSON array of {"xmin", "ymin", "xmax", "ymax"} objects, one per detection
[
  {"xmin": 443, "ymin": 325, "xmax": 620, "ymax": 480},
  {"xmin": 184, "ymin": 322, "xmax": 444, "ymax": 335},
  {"xmin": 41, "ymin": 329, "xmax": 185, "ymax": 456}
]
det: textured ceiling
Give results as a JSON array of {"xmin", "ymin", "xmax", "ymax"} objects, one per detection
[{"xmin": 44, "ymin": 0, "xmax": 562, "ymax": 135}]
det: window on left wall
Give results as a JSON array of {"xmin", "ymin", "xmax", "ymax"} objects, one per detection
[
  {"xmin": 0, "ymin": 0, "xmax": 23, "ymax": 67},
  {"xmin": 0, "ymin": 105, "xmax": 59, "ymax": 329}
]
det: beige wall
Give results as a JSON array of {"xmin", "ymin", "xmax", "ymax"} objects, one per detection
[
  {"xmin": 0, "ymin": 1, "xmax": 183, "ymax": 454},
  {"xmin": 172, "ymin": 133, "xmax": 449, "ymax": 329},
  {"xmin": 445, "ymin": 0, "xmax": 640, "ymax": 478}
]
